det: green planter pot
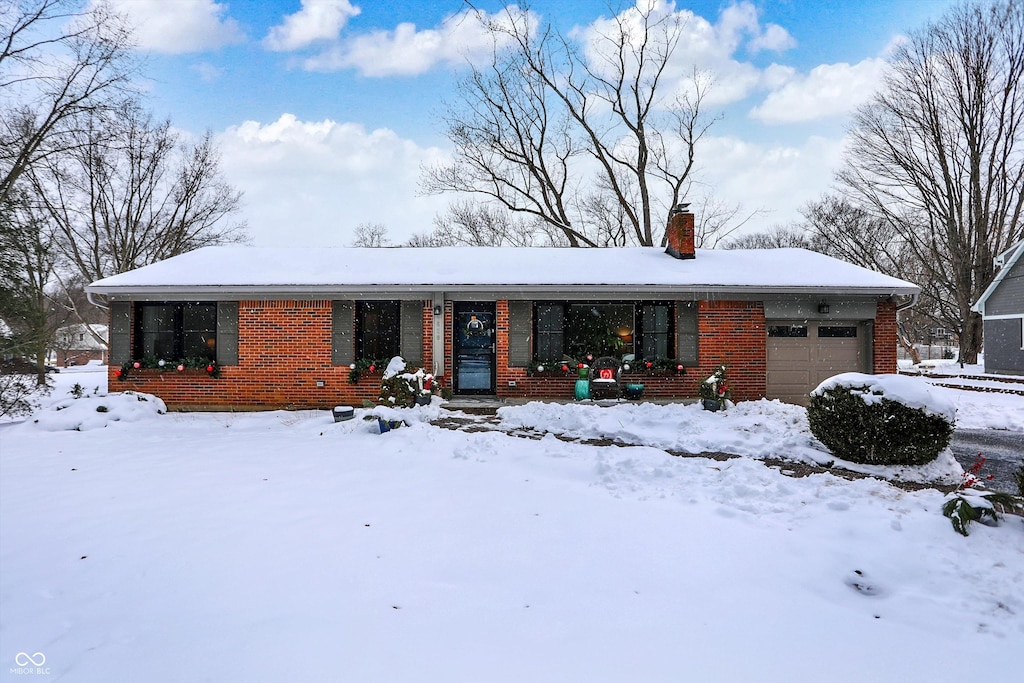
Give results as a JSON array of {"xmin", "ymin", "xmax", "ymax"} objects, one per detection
[
  {"xmin": 574, "ymin": 379, "xmax": 591, "ymax": 400},
  {"xmin": 624, "ymin": 384, "xmax": 645, "ymax": 400}
]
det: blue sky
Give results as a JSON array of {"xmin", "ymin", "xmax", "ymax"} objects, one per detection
[{"xmin": 107, "ymin": 0, "xmax": 959, "ymax": 247}]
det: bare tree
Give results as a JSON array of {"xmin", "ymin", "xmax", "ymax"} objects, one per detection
[
  {"xmin": 419, "ymin": 200, "xmax": 566, "ymax": 247},
  {"xmin": 802, "ymin": 195, "xmax": 931, "ymax": 363},
  {"xmin": 835, "ymin": 0, "xmax": 1024, "ymax": 364},
  {"xmin": 0, "ymin": 190, "xmax": 64, "ymax": 385},
  {"xmin": 422, "ymin": 3, "xmax": 716, "ymax": 247},
  {"xmin": 689, "ymin": 192, "xmax": 762, "ymax": 248},
  {"xmin": 1, "ymin": 0, "xmax": 136, "ymax": 205},
  {"xmin": 722, "ymin": 224, "xmax": 814, "ymax": 250},
  {"xmin": 29, "ymin": 101, "xmax": 247, "ymax": 285},
  {"xmin": 350, "ymin": 222, "xmax": 391, "ymax": 247}
]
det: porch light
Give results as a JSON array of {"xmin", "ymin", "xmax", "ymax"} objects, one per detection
[
  {"xmin": 433, "ymin": 305, "xmax": 443, "ymax": 316},
  {"xmin": 818, "ymin": 301, "xmax": 830, "ymax": 314}
]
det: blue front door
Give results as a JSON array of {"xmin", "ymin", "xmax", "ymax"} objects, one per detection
[{"xmin": 454, "ymin": 303, "xmax": 496, "ymax": 395}]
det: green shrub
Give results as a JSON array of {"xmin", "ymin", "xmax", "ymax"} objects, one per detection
[
  {"xmin": 807, "ymin": 383, "xmax": 953, "ymax": 465},
  {"xmin": 377, "ymin": 361, "xmax": 436, "ymax": 408},
  {"xmin": 1015, "ymin": 464, "xmax": 1024, "ymax": 497},
  {"xmin": 379, "ymin": 373, "xmax": 418, "ymax": 407}
]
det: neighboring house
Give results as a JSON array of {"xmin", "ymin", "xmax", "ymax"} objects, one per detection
[
  {"xmin": 86, "ymin": 209, "xmax": 919, "ymax": 410},
  {"xmin": 972, "ymin": 240, "xmax": 1024, "ymax": 375},
  {"xmin": 51, "ymin": 323, "xmax": 108, "ymax": 366}
]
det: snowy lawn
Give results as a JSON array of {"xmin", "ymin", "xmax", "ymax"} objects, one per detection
[{"xmin": 1, "ymin": 373, "xmax": 1023, "ymax": 681}]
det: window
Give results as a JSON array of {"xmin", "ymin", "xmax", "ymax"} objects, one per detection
[
  {"xmin": 768, "ymin": 325, "xmax": 808, "ymax": 338},
  {"xmin": 533, "ymin": 302, "xmax": 672, "ymax": 361},
  {"xmin": 818, "ymin": 325, "xmax": 857, "ymax": 338},
  {"xmin": 135, "ymin": 303, "xmax": 217, "ymax": 360},
  {"xmin": 566, "ymin": 303, "xmax": 635, "ymax": 359},
  {"xmin": 535, "ymin": 304, "xmax": 564, "ymax": 360},
  {"xmin": 356, "ymin": 301, "xmax": 400, "ymax": 359},
  {"xmin": 638, "ymin": 303, "xmax": 672, "ymax": 359}
]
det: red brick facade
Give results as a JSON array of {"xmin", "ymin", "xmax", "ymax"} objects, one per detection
[
  {"xmin": 110, "ymin": 296, "xmax": 899, "ymax": 410},
  {"xmin": 697, "ymin": 300, "xmax": 767, "ymax": 401},
  {"xmin": 872, "ymin": 300, "xmax": 898, "ymax": 374},
  {"xmin": 111, "ymin": 299, "xmax": 429, "ymax": 410}
]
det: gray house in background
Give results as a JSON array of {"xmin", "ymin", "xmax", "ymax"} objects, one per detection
[{"xmin": 973, "ymin": 240, "xmax": 1024, "ymax": 375}]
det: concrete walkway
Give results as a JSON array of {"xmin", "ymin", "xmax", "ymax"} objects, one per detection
[{"xmin": 443, "ymin": 396, "xmax": 699, "ymax": 414}]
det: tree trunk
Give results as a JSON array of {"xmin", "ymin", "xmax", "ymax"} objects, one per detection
[
  {"xmin": 33, "ymin": 347, "xmax": 47, "ymax": 387},
  {"xmin": 897, "ymin": 332, "xmax": 921, "ymax": 365},
  {"xmin": 959, "ymin": 311, "xmax": 984, "ymax": 366}
]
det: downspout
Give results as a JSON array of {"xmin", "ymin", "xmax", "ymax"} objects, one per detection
[
  {"xmin": 86, "ymin": 290, "xmax": 109, "ymax": 310},
  {"xmin": 895, "ymin": 291, "xmax": 919, "ymax": 312},
  {"xmin": 85, "ymin": 290, "xmax": 110, "ymax": 364}
]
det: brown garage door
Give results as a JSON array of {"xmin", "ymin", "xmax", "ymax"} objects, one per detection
[{"xmin": 766, "ymin": 321, "xmax": 866, "ymax": 405}]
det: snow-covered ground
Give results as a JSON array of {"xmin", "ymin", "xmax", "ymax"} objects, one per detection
[{"xmin": 1, "ymin": 368, "xmax": 1022, "ymax": 681}]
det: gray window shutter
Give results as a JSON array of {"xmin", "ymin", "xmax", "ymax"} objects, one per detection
[
  {"xmin": 109, "ymin": 301, "xmax": 131, "ymax": 364},
  {"xmin": 332, "ymin": 300, "xmax": 354, "ymax": 366},
  {"xmin": 508, "ymin": 301, "xmax": 532, "ymax": 366},
  {"xmin": 400, "ymin": 301, "xmax": 424, "ymax": 366},
  {"xmin": 676, "ymin": 302, "xmax": 698, "ymax": 365},
  {"xmin": 216, "ymin": 302, "xmax": 239, "ymax": 365}
]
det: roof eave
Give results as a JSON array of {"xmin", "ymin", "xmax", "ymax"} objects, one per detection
[
  {"xmin": 973, "ymin": 239, "xmax": 1024, "ymax": 314},
  {"xmin": 86, "ymin": 283, "xmax": 920, "ymax": 299}
]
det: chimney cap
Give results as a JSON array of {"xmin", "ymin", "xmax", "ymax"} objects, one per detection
[{"xmin": 670, "ymin": 203, "xmax": 691, "ymax": 215}]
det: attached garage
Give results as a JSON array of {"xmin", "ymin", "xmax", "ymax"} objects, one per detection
[{"xmin": 766, "ymin": 320, "xmax": 869, "ymax": 405}]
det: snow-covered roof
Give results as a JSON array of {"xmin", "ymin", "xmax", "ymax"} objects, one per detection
[
  {"xmin": 972, "ymin": 240, "xmax": 1023, "ymax": 315},
  {"xmin": 54, "ymin": 324, "xmax": 108, "ymax": 350},
  {"xmin": 87, "ymin": 246, "xmax": 919, "ymax": 297}
]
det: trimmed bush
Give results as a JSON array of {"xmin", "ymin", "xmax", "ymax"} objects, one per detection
[
  {"xmin": 376, "ymin": 356, "xmax": 436, "ymax": 408},
  {"xmin": 807, "ymin": 374, "xmax": 954, "ymax": 466}
]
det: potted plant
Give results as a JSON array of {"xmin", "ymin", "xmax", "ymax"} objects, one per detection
[
  {"xmin": 699, "ymin": 364, "xmax": 730, "ymax": 411},
  {"xmin": 377, "ymin": 358, "xmax": 438, "ymax": 408}
]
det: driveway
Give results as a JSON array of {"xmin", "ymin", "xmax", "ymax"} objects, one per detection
[{"xmin": 951, "ymin": 429, "xmax": 1024, "ymax": 493}]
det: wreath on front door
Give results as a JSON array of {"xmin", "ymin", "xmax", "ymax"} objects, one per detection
[{"xmin": 465, "ymin": 315, "xmax": 487, "ymax": 336}]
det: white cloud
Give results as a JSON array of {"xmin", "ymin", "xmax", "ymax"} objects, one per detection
[
  {"xmin": 217, "ymin": 114, "xmax": 450, "ymax": 247},
  {"xmin": 301, "ymin": 8, "xmax": 533, "ymax": 76},
  {"xmin": 695, "ymin": 133, "xmax": 848, "ymax": 232},
  {"xmin": 214, "ymin": 113, "xmax": 852, "ymax": 248},
  {"xmin": 264, "ymin": 0, "xmax": 361, "ymax": 52},
  {"xmin": 576, "ymin": 1, "xmax": 796, "ymax": 108},
  {"xmin": 748, "ymin": 58, "xmax": 887, "ymax": 124},
  {"xmin": 103, "ymin": 0, "xmax": 244, "ymax": 54},
  {"xmin": 192, "ymin": 62, "xmax": 223, "ymax": 82},
  {"xmin": 749, "ymin": 24, "xmax": 797, "ymax": 53}
]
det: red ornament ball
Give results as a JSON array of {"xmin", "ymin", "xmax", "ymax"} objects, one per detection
[
  {"xmin": 133, "ymin": 361, "xmax": 140, "ymax": 369},
  {"xmin": 561, "ymin": 364, "xmax": 569, "ymax": 372},
  {"xmin": 115, "ymin": 369, "xmax": 123, "ymax": 377},
  {"xmin": 577, "ymin": 362, "xmax": 584, "ymax": 369},
  {"xmin": 176, "ymin": 364, "xmax": 184, "ymax": 372},
  {"xmin": 368, "ymin": 365, "xmax": 376, "ymax": 372},
  {"xmin": 676, "ymin": 364, "xmax": 684, "ymax": 371},
  {"xmin": 645, "ymin": 361, "xmax": 653, "ymax": 368},
  {"xmin": 206, "ymin": 365, "xmax": 214, "ymax": 373}
]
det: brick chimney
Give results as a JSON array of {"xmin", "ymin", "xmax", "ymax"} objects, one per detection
[{"xmin": 665, "ymin": 204, "xmax": 695, "ymax": 259}]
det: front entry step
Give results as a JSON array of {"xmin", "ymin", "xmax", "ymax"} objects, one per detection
[{"xmin": 444, "ymin": 395, "xmax": 505, "ymax": 414}]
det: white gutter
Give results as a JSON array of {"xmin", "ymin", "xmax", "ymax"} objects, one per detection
[
  {"xmin": 896, "ymin": 291, "xmax": 919, "ymax": 311},
  {"xmin": 85, "ymin": 283, "xmax": 921, "ymax": 299},
  {"xmin": 86, "ymin": 290, "xmax": 109, "ymax": 310}
]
